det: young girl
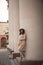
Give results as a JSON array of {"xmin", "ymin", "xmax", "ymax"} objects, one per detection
[{"xmin": 18, "ymin": 28, "xmax": 26, "ymax": 61}]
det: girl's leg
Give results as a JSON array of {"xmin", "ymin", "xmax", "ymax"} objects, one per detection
[
  {"xmin": 20, "ymin": 51, "xmax": 24, "ymax": 61},
  {"xmin": 21, "ymin": 51, "xmax": 25, "ymax": 61},
  {"xmin": 20, "ymin": 51, "xmax": 25, "ymax": 61}
]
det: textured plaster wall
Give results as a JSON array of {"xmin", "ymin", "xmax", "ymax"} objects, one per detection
[
  {"xmin": 19, "ymin": 0, "xmax": 43, "ymax": 60},
  {"xmin": 9, "ymin": 0, "xmax": 43, "ymax": 60},
  {"xmin": 9, "ymin": 0, "xmax": 19, "ymax": 52}
]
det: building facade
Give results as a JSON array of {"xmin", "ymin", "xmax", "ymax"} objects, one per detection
[{"xmin": 0, "ymin": 22, "xmax": 9, "ymax": 48}]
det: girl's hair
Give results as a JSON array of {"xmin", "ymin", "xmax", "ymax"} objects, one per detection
[{"xmin": 19, "ymin": 28, "xmax": 25, "ymax": 35}]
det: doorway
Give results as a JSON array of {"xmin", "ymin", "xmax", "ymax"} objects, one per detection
[{"xmin": 1, "ymin": 37, "xmax": 6, "ymax": 47}]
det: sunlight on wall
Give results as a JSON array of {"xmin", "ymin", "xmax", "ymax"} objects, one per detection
[{"xmin": 0, "ymin": 0, "xmax": 8, "ymax": 22}]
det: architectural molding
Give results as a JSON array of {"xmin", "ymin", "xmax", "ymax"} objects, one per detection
[{"xmin": 6, "ymin": 0, "xmax": 9, "ymax": 8}]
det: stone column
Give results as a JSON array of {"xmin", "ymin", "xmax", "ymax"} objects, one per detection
[
  {"xmin": 19, "ymin": 0, "xmax": 43, "ymax": 60},
  {"xmin": 9, "ymin": 0, "xmax": 19, "ymax": 52}
]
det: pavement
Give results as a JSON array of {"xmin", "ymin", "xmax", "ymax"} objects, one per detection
[{"xmin": 0, "ymin": 48, "xmax": 19, "ymax": 65}]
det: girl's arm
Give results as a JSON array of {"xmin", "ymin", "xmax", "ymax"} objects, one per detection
[{"xmin": 20, "ymin": 34, "xmax": 26, "ymax": 41}]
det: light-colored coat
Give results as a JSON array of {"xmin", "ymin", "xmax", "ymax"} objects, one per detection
[{"xmin": 18, "ymin": 34, "xmax": 26, "ymax": 51}]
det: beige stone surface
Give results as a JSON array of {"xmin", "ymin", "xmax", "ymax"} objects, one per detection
[
  {"xmin": 9, "ymin": 0, "xmax": 43, "ymax": 60},
  {"xmin": 0, "ymin": 23, "xmax": 8, "ymax": 34}
]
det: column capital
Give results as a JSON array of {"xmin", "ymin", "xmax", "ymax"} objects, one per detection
[
  {"xmin": 6, "ymin": 0, "xmax": 9, "ymax": 3},
  {"xmin": 6, "ymin": 0, "xmax": 9, "ymax": 8}
]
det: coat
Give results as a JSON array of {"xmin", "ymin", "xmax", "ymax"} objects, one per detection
[{"xmin": 18, "ymin": 34, "xmax": 26, "ymax": 51}]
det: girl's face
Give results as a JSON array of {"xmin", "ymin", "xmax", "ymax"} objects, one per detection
[
  {"xmin": 19, "ymin": 29, "xmax": 25, "ymax": 35},
  {"xmin": 21, "ymin": 30, "xmax": 23, "ymax": 34}
]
